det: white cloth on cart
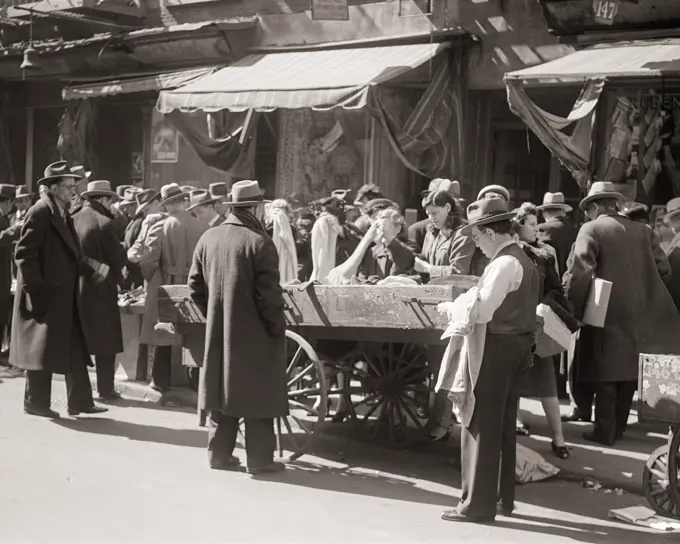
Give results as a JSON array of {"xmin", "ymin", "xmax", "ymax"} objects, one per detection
[{"xmin": 271, "ymin": 208, "xmax": 298, "ymax": 285}]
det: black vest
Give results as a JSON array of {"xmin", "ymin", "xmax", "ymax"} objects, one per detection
[{"xmin": 487, "ymin": 243, "xmax": 540, "ymax": 335}]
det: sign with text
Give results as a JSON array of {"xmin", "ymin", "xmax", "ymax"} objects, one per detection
[
  {"xmin": 593, "ymin": 0, "xmax": 620, "ymax": 25},
  {"xmin": 311, "ymin": 0, "xmax": 349, "ymax": 21}
]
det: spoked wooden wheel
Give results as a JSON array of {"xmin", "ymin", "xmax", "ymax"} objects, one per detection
[
  {"xmin": 341, "ymin": 342, "xmax": 431, "ymax": 445},
  {"xmin": 667, "ymin": 425, "xmax": 680, "ymax": 518},
  {"xmin": 276, "ymin": 330, "xmax": 327, "ymax": 461},
  {"xmin": 643, "ymin": 445, "xmax": 680, "ymax": 518}
]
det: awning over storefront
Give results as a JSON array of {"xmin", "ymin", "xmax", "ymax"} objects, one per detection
[
  {"xmin": 156, "ymin": 42, "xmax": 450, "ymax": 113},
  {"xmin": 505, "ymin": 40, "xmax": 680, "ymax": 84},
  {"xmin": 62, "ymin": 66, "xmax": 220, "ymax": 101}
]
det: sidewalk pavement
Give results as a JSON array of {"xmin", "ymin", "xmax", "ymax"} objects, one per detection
[{"xmin": 1, "ymin": 367, "xmax": 664, "ymax": 498}]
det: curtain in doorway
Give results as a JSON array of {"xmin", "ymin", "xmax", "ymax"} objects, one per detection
[
  {"xmin": 369, "ymin": 48, "xmax": 465, "ymax": 179},
  {"xmin": 57, "ymin": 100, "xmax": 97, "ymax": 170},
  {"xmin": 163, "ymin": 110, "xmax": 258, "ymax": 172},
  {"xmin": 506, "ymin": 78, "xmax": 604, "ymax": 191}
]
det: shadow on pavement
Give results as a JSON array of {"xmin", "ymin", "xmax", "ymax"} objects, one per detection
[{"xmin": 53, "ymin": 417, "xmax": 209, "ymax": 449}]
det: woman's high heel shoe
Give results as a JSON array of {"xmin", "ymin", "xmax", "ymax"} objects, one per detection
[{"xmin": 551, "ymin": 442, "xmax": 570, "ymax": 459}]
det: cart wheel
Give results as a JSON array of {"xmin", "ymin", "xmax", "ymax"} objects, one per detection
[
  {"xmin": 276, "ymin": 330, "xmax": 328, "ymax": 461},
  {"xmin": 341, "ymin": 342, "xmax": 430, "ymax": 445},
  {"xmin": 667, "ymin": 424, "xmax": 680, "ymax": 518},
  {"xmin": 643, "ymin": 446, "xmax": 678, "ymax": 517}
]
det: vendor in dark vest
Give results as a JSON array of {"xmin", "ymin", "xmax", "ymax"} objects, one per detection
[{"xmin": 441, "ymin": 197, "xmax": 539, "ymax": 523}]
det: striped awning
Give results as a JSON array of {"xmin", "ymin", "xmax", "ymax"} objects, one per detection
[
  {"xmin": 62, "ymin": 66, "xmax": 221, "ymax": 101},
  {"xmin": 505, "ymin": 39, "xmax": 680, "ymax": 84},
  {"xmin": 156, "ymin": 42, "xmax": 450, "ymax": 113}
]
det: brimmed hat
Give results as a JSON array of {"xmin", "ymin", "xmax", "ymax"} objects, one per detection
[
  {"xmin": 187, "ymin": 189, "xmax": 220, "ymax": 211},
  {"xmin": 353, "ymin": 184, "xmax": 382, "ymax": 206},
  {"xmin": 579, "ymin": 182, "xmax": 624, "ymax": 211},
  {"xmin": 180, "ymin": 184, "xmax": 198, "ymax": 193},
  {"xmin": 160, "ymin": 183, "xmax": 188, "ymax": 207},
  {"xmin": 209, "ymin": 182, "xmax": 229, "ymax": 200},
  {"xmin": 135, "ymin": 189, "xmax": 160, "ymax": 215},
  {"xmin": 477, "ymin": 184, "xmax": 510, "ymax": 203},
  {"xmin": 116, "ymin": 184, "xmax": 135, "ymax": 199},
  {"xmin": 81, "ymin": 180, "xmax": 118, "ymax": 200},
  {"xmin": 665, "ymin": 198, "xmax": 680, "ymax": 223},
  {"xmin": 70, "ymin": 165, "xmax": 92, "ymax": 181},
  {"xmin": 229, "ymin": 180, "xmax": 269, "ymax": 207},
  {"xmin": 38, "ymin": 161, "xmax": 82, "ymax": 186},
  {"xmin": 119, "ymin": 188, "xmax": 140, "ymax": 209},
  {"xmin": 461, "ymin": 198, "xmax": 516, "ymax": 235},
  {"xmin": 15, "ymin": 185, "xmax": 32, "ymax": 200},
  {"xmin": 0, "ymin": 184, "xmax": 15, "ymax": 201},
  {"xmin": 537, "ymin": 192, "xmax": 572, "ymax": 212},
  {"xmin": 421, "ymin": 178, "xmax": 461, "ymax": 199}
]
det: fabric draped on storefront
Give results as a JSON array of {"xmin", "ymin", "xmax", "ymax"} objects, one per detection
[
  {"xmin": 164, "ymin": 110, "xmax": 258, "ymax": 172},
  {"xmin": 505, "ymin": 78, "xmax": 604, "ymax": 191},
  {"xmin": 58, "ymin": 99, "xmax": 98, "ymax": 169}
]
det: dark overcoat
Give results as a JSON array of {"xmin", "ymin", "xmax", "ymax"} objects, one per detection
[
  {"xmin": 666, "ymin": 237, "xmax": 680, "ymax": 311},
  {"xmin": 0, "ymin": 214, "xmax": 21, "ymax": 326},
  {"xmin": 538, "ymin": 216, "xmax": 578, "ymax": 277},
  {"xmin": 10, "ymin": 195, "xmax": 93, "ymax": 374},
  {"xmin": 188, "ymin": 210, "xmax": 288, "ymax": 419},
  {"xmin": 122, "ymin": 215, "xmax": 144, "ymax": 290},
  {"xmin": 564, "ymin": 213, "xmax": 680, "ymax": 383},
  {"xmin": 72, "ymin": 201, "xmax": 128, "ymax": 356}
]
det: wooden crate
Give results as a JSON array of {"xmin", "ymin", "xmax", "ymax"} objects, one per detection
[{"xmin": 638, "ymin": 353, "xmax": 680, "ymax": 424}]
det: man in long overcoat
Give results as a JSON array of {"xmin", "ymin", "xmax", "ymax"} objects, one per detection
[
  {"xmin": 0, "ymin": 185, "xmax": 21, "ymax": 359},
  {"xmin": 122, "ymin": 189, "xmax": 161, "ymax": 291},
  {"xmin": 11, "ymin": 162, "xmax": 107, "ymax": 418},
  {"xmin": 72, "ymin": 180, "xmax": 129, "ymax": 400},
  {"xmin": 139, "ymin": 183, "xmax": 205, "ymax": 393},
  {"xmin": 564, "ymin": 182, "xmax": 680, "ymax": 445},
  {"xmin": 537, "ymin": 192, "xmax": 579, "ymax": 403},
  {"xmin": 188, "ymin": 179, "xmax": 288, "ymax": 475}
]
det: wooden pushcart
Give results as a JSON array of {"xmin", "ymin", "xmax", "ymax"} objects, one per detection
[
  {"xmin": 638, "ymin": 354, "xmax": 680, "ymax": 518},
  {"xmin": 157, "ymin": 278, "xmax": 477, "ymax": 461}
]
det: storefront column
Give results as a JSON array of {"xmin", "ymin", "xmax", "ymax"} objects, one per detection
[{"xmin": 25, "ymin": 107, "xmax": 34, "ymax": 190}]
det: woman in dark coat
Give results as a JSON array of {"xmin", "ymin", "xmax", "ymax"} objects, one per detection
[
  {"xmin": 513, "ymin": 203, "xmax": 578, "ymax": 459},
  {"xmin": 188, "ymin": 180, "xmax": 287, "ymax": 473},
  {"xmin": 11, "ymin": 162, "xmax": 107, "ymax": 418},
  {"xmin": 72, "ymin": 185, "xmax": 129, "ymax": 400}
]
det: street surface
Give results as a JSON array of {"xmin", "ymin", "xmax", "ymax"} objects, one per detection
[{"xmin": 0, "ymin": 374, "xmax": 675, "ymax": 544}]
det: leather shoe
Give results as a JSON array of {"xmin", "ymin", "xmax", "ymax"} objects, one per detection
[
  {"xmin": 68, "ymin": 405, "xmax": 108, "ymax": 416},
  {"xmin": 247, "ymin": 462, "xmax": 287, "ymax": 476},
  {"xmin": 582, "ymin": 431, "xmax": 614, "ymax": 446},
  {"xmin": 24, "ymin": 405, "xmax": 60, "ymax": 419},
  {"xmin": 496, "ymin": 503, "xmax": 514, "ymax": 516},
  {"xmin": 210, "ymin": 456, "xmax": 242, "ymax": 471},
  {"xmin": 97, "ymin": 391, "xmax": 122, "ymax": 402},
  {"xmin": 561, "ymin": 410, "xmax": 591, "ymax": 423},
  {"xmin": 441, "ymin": 509, "xmax": 494, "ymax": 523}
]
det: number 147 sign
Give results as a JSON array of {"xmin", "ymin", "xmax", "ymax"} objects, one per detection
[{"xmin": 593, "ymin": 0, "xmax": 620, "ymax": 25}]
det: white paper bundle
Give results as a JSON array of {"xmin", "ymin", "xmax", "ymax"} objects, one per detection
[
  {"xmin": 582, "ymin": 278, "xmax": 612, "ymax": 328},
  {"xmin": 535, "ymin": 303, "xmax": 571, "ymax": 358}
]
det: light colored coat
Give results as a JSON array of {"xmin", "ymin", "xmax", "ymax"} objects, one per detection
[{"xmin": 139, "ymin": 210, "xmax": 206, "ymax": 345}]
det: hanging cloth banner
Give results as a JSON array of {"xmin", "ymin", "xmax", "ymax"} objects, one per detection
[{"xmin": 506, "ymin": 78, "xmax": 605, "ymax": 191}]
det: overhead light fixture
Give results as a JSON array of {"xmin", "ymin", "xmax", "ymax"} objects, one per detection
[{"xmin": 21, "ymin": 9, "xmax": 41, "ymax": 76}]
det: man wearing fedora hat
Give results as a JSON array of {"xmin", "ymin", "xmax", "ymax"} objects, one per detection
[
  {"xmin": 537, "ymin": 192, "xmax": 577, "ymax": 278},
  {"xmin": 564, "ymin": 182, "xmax": 680, "ymax": 445},
  {"xmin": 12, "ymin": 185, "xmax": 33, "ymax": 226},
  {"xmin": 441, "ymin": 197, "xmax": 539, "ymax": 523},
  {"xmin": 0, "ymin": 185, "xmax": 21, "ymax": 363},
  {"xmin": 10, "ymin": 161, "xmax": 108, "ymax": 418},
  {"xmin": 188, "ymin": 179, "xmax": 288, "ymax": 475},
  {"xmin": 187, "ymin": 189, "xmax": 223, "ymax": 228},
  {"xmin": 72, "ymin": 180, "xmax": 129, "ymax": 401},
  {"xmin": 121, "ymin": 189, "xmax": 162, "ymax": 290},
  {"xmin": 139, "ymin": 183, "xmax": 205, "ymax": 393},
  {"xmin": 209, "ymin": 182, "xmax": 230, "ymax": 219}
]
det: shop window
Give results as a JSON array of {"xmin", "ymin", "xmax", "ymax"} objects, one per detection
[{"xmin": 492, "ymin": 127, "xmax": 551, "ymax": 207}]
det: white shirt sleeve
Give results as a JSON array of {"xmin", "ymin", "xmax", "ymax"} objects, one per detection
[{"xmin": 475, "ymin": 255, "xmax": 524, "ymax": 324}]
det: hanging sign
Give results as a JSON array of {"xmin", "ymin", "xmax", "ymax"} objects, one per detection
[
  {"xmin": 593, "ymin": 0, "xmax": 620, "ymax": 26},
  {"xmin": 311, "ymin": 0, "xmax": 349, "ymax": 21}
]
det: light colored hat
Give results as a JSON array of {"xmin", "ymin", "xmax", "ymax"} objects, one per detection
[
  {"xmin": 160, "ymin": 183, "xmax": 188, "ymax": 207},
  {"xmin": 135, "ymin": 189, "xmax": 160, "ymax": 215},
  {"xmin": 477, "ymin": 184, "xmax": 510, "ymax": 203},
  {"xmin": 116, "ymin": 184, "xmax": 135, "ymax": 199},
  {"xmin": 15, "ymin": 185, "xmax": 32, "ymax": 199},
  {"xmin": 209, "ymin": 182, "xmax": 229, "ymax": 200},
  {"xmin": 119, "ymin": 188, "xmax": 140, "ymax": 209},
  {"xmin": 579, "ymin": 182, "xmax": 625, "ymax": 211},
  {"xmin": 422, "ymin": 178, "xmax": 461, "ymax": 198},
  {"xmin": 38, "ymin": 161, "xmax": 82, "ymax": 186},
  {"xmin": 461, "ymin": 198, "xmax": 516, "ymax": 235},
  {"xmin": 537, "ymin": 192, "xmax": 572, "ymax": 212},
  {"xmin": 70, "ymin": 165, "xmax": 92, "ymax": 180},
  {"xmin": 187, "ymin": 189, "xmax": 220, "ymax": 211},
  {"xmin": 229, "ymin": 180, "xmax": 269, "ymax": 207},
  {"xmin": 180, "ymin": 184, "xmax": 198, "ymax": 193},
  {"xmin": 665, "ymin": 198, "xmax": 680, "ymax": 222},
  {"xmin": 81, "ymin": 180, "xmax": 118, "ymax": 200}
]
